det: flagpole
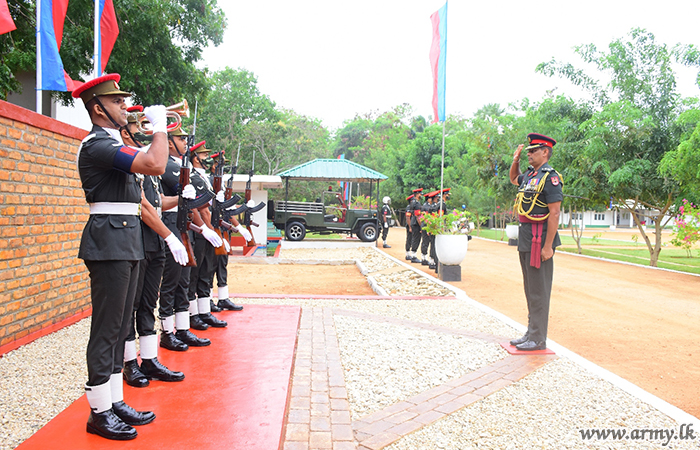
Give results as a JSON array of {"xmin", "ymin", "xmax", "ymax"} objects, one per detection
[
  {"xmin": 439, "ymin": 120, "xmax": 445, "ymax": 212},
  {"xmin": 93, "ymin": 0, "xmax": 100, "ymax": 77},
  {"xmin": 35, "ymin": 0, "xmax": 42, "ymax": 114}
]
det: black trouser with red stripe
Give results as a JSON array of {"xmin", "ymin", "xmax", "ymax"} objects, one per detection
[{"xmin": 518, "ymin": 251, "xmax": 554, "ymax": 343}]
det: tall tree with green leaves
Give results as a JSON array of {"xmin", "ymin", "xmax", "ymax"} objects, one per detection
[{"xmin": 537, "ymin": 28, "xmax": 700, "ymax": 266}]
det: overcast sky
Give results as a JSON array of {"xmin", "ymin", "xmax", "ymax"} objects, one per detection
[{"xmin": 199, "ymin": 0, "xmax": 700, "ymax": 131}]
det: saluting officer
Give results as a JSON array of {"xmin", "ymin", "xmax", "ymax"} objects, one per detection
[
  {"xmin": 508, "ymin": 133, "xmax": 563, "ymax": 351},
  {"xmin": 73, "ymin": 74, "xmax": 165, "ymax": 440},
  {"xmin": 158, "ymin": 127, "xmax": 221, "ymax": 350},
  {"xmin": 119, "ymin": 106, "xmax": 186, "ymax": 388}
]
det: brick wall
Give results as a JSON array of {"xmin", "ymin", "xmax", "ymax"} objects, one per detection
[{"xmin": 0, "ymin": 100, "xmax": 90, "ymax": 349}]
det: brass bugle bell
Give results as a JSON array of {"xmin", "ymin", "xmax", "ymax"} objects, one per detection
[{"xmin": 136, "ymin": 99, "xmax": 189, "ymax": 134}]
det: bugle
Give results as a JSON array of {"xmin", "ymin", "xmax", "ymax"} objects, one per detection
[{"xmin": 137, "ymin": 99, "xmax": 190, "ymax": 134}]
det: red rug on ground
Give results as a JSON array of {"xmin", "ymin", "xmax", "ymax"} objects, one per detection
[
  {"xmin": 16, "ymin": 304, "xmax": 301, "ymax": 450},
  {"xmin": 500, "ymin": 341, "xmax": 556, "ymax": 355}
]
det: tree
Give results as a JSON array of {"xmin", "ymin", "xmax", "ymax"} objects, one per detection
[
  {"xmin": 537, "ymin": 28, "xmax": 700, "ymax": 266},
  {"xmin": 0, "ymin": 1, "xmax": 34, "ymax": 98},
  {"xmin": 1, "ymin": 0, "xmax": 226, "ymax": 105}
]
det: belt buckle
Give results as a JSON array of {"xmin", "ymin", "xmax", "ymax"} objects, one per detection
[{"xmin": 137, "ymin": 203, "xmax": 142, "ymax": 217}]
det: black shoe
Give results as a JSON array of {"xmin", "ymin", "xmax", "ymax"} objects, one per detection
[
  {"xmin": 140, "ymin": 358, "xmax": 185, "ymax": 382},
  {"xmin": 383, "ymin": 243, "xmax": 391, "ymax": 248},
  {"xmin": 410, "ymin": 257, "xmax": 421, "ymax": 263},
  {"xmin": 175, "ymin": 329, "xmax": 211, "ymax": 347},
  {"xmin": 515, "ymin": 340, "xmax": 546, "ymax": 351},
  {"xmin": 421, "ymin": 259, "xmax": 429, "ymax": 265},
  {"xmin": 210, "ymin": 299, "xmax": 222, "ymax": 312},
  {"xmin": 189, "ymin": 314, "xmax": 210, "ymax": 331},
  {"xmin": 218, "ymin": 298, "xmax": 243, "ymax": 311},
  {"xmin": 199, "ymin": 312, "xmax": 227, "ymax": 328},
  {"xmin": 160, "ymin": 332, "xmax": 188, "ymax": 352},
  {"xmin": 428, "ymin": 263, "xmax": 436, "ymax": 270},
  {"xmin": 509, "ymin": 335, "xmax": 530, "ymax": 346},
  {"xmin": 123, "ymin": 359, "xmax": 149, "ymax": 388},
  {"xmin": 405, "ymin": 254, "xmax": 411, "ymax": 260},
  {"xmin": 112, "ymin": 400, "xmax": 155, "ymax": 426},
  {"xmin": 86, "ymin": 409, "xmax": 137, "ymax": 440}
]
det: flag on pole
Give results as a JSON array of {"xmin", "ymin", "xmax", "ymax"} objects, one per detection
[
  {"xmin": 429, "ymin": 2, "xmax": 447, "ymax": 123},
  {"xmin": 38, "ymin": 0, "xmax": 74, "ymax": 91},
  {"xmin": 96, "ymin": 0, "xmax": 119, "ymax": 76},
  {"xmin": 0, "ymin": 0, "xmax": 16, "ymax": 35}
]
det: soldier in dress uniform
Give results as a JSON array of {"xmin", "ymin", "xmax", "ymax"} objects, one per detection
[
  {"xmin": 187, "ymin": 142, "xmax": 228, "ymax": 330},
  {"xmin": 404, "ymin": 194, "xmax": 414, "ymax": 260},
  {"xmin": 431, "ymin": 188, "xmax": 451, "ymax": 271},
  {"xmin": 380, "ymin": 196, "xmax": 392, "ymax": 248},
  {"xmin": 419, "ymin": 191, "xmax": 437, "ymax": 265},
  {"xmin": 408, "ymin": 188, "xmax": 424, "ymax": 263},
  {"xmin": 73, "ymin": 74, "xmax": 165, "ymax": 440},
  {"xmin": 119, "ymin": 106, "xmax": 186, "ymax": 388},
  {"xmin": 508, "ymin": 133, "xmax": 563, "ymax": 351},
  {"xmin": 158, "ymin": 127, "xmax": 221, "ymax": 351}
]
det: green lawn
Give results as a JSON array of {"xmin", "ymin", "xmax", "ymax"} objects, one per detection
[{"xmin": 473, "ymin": 229, "xmax": 700, "ymax": 275}]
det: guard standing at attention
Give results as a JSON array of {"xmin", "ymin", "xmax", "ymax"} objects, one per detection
[
  {"xmin": 419, "ymin": 191, "xmax": 436, "ymax": 265},
  {"xmin": 408, "ymin": 188, "xmax": 424, "ymax": 263},
  {"xmin": 508, "ymin": 133, "xmax": 563, "ymax": 351},
  {"xmin": 74, "ymin": 74, "xmax": 165, "ymax": 440},
  {"xmin": 404, "ymin": 194, "xmax": 414, "ymax": 260},
  {"xmin": 381, "ymin": 196, "xmax": 392, "ymax": 248},
  {"xmin": 119, "ymin": 106, "xmax": 186, "ymax": 387}
]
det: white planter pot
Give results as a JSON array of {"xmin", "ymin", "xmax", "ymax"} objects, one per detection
[
  {"xmin": 505, "ymin": 224, "xmax": 519, "ymax": 240},
  {"xmin": 435, "ymin": 234, "xmax": 469, "ymax": 265}
]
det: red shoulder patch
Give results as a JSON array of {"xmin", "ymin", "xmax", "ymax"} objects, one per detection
[{"xmin": 551, "ymin": 176, "xmax": 559, "ymax": 186}]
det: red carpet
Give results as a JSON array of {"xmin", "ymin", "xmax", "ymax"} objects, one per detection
[{"xmin": 16, "ymin": 304, "xmax": 301, "ymax": 450}]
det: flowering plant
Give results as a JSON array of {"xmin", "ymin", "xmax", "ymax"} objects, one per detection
[
  {"xmin": 671, "ymin": 199, "xmax": 700, "ymax": 257},
  {"xmin": 421, "ymin": 209, "xmax": 474, "ymax": 235}
]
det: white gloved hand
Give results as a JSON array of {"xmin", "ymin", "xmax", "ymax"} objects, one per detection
[
  {"xmin": 223, "ymin": 239, "xmax": 230, "ymax": 252},
  {"xmin": 143, "ymin": 105, "xmax": 167, "ymax": 134},
  {"xmin": 246, "ymin": 199, "xmax": 256, "ymax": 208},
  {"xmin": 181, "ymin": 184, "xmax": 196, "ymax": 200},
  {"xmin": 200, "ymin": 226, "xmax": 223, "ymax": 247},
  {"xmin": 239, "ymin": 227, "xmax": 253, "ymax": 241},
  {"xmin": 164, "ymin": 233, "xmax": 189, "ymax": 266},
  {"xmin": 216, "ymin": 190, "xmax": 225, "ymax": 203},
  {"xmin": 384, "ymin": 222, "xmax": 389, "ymax": 228}
]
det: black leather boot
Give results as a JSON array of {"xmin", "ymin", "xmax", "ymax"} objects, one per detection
[
  {"xmin": 141, "ymin": 358, "xmax": 185, "ymax": 382},
  {"xmin": 160, "ymin": 332, "xmax": 189, "ymax": 352},
  {"xmin": 123, "ymin": 359, "xmax": 149, "ymax": 388},
  {"xmin": 210, "ymin": 299, "xmax": 222, "ymax": 312},
  {"xmin": 189, "ymin": 314, "xmax": 210, "ymax": 330},
  {"xmin": 217, "ymin": 298, "xmax": 243, "ymax": 311},
  {"xmin": 199, "ymin": 312, "xmax": 227, "ymax": 328},
  {"xmin": 175, "ymin": 329, "xmax": 211, "ymax": 347},
  {"xmin": 111, "ymin": 401, "xmax": 155, "ymax": 426},
  {"xmin": 87, "ymin": 409, "xmax": 137, "ymax": 440}
]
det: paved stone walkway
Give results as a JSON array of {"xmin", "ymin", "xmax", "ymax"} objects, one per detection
[{"xmin": 281, "ymin": 306, "xmax": 557, "ymax": 450}]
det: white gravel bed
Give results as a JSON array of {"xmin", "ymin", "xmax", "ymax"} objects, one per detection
[
  {"xmin": 0, "ymin": 319, "xmax": 89, "ymax": 450},
  {"xmin": 386, "ymin": 357, "xmax": 695, "ymax": 450},
  {"xmin": 374, "ymin": 270, "xmax": 453, "ymax": 297},
  {"xmin": 280, "ymin": 247, "xmax": 398, "ymax": 273},
  {"xmin": 333, "ymin": 314, "xmax": 508, "ymax": 420},
  {"xmin": 242, "ymin": 297, "xmax": 520, "ymax": 338}
]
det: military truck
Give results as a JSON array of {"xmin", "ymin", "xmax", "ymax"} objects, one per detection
[{"xmin": 270, "ymin": 189, "xmax": 379, "ymax": 242}]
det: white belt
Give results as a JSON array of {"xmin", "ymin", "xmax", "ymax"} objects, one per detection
[
  {"xmin": 164, "ymin": 206, "xmax": 178, "ymax": 213},
  {"xmin": 89, "ymin": 202, "xmax": 141, "ymax": 216},
  {"xmin": 156, "ymin": 206, "xmax": 162, "ymax": 218}
]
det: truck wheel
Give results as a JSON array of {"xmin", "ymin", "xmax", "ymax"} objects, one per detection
[
  {"xmin": 285, "ymin": 221, "xmax": 306, "ymax": 241},
  {"xmin": 358, "ymin": 222, "xmax": 378, "ymax": 242}
]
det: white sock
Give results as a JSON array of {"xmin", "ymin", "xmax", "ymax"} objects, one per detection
[
  {"xmin": 109, "ymin": 373, "xmax": 123, "ymax": 404},
  {"xmin": 161, "ymin": 315, "xmax": 175, "ymax": 334},
  {"xmin": 175, "ymin": 311, "xmax": 190, "ymax": 331},
  {"xmin": 85, "ymin": 381, "xmax": 111, "ymax": 413},
  {"xmin": 140, "ymin": 334, "xmax": 158, "ymax": 360},
  {"xmin": 198, "ymin": 297, "xmax": 211, "ymax": 315},
  {"xmin": 124, "ymin": 339, "xmax": 137, "ymax": 362},
  {"xmin": 218, "ymin": 286, "xmax": 229, "ymax": 301}
]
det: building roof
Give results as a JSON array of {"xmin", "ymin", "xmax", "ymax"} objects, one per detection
[{"xmin": 277, "ymin": 159, "xmax": 388, "ymax": 182}]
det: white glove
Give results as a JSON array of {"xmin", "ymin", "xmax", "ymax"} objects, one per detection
[
  {"xmin": 384, "ymin": 222, "xmax": 389, "ymax": 228},
  {"xmin": 182, "ymin": 184, "xmax": 196, "ymax": 200},
  {"xmin": 239, "ymin": 227, "xmax": 253, "ymax": 241},
  {"xmin": 246, "ymin": 199, "xmax": 256, "ymax": 208},
  {"xmin": 223, "ymin": 239, "xmax": 230, "ymax": 252},
  {"xmin": 143, "ymin": 105, "xmax": 167, "ymax": 134},
  {"xmin": 216, "ymin": 190, "xmax": 225, "ymax": 203},
  {"xmin": 164, "ymin": 233, "xmax": 189, "ymax": 266},
  {"xmin": 200, "ymin": 226, "xmax": 223, "ymax": 247}
]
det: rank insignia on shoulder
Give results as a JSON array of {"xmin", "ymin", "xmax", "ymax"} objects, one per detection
[
  {"xmin": 551, "ymin": 176, "xmax": 560, "ymax": 186},
  {"xmin": 542, "ymin": 166, "xmax": 553, "ymax": 172}
]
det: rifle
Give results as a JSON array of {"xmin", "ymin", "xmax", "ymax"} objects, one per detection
[
  {"xmin": 176, "ymin": 100, "xmax": 213, "ymax": 266},
  {"xmin": 242, "ymin": 151, "xmax": 266, "ymax": 246},
  {"xmin": 211, "ymin": 150, "xmax": 243, "ymax": 255}
]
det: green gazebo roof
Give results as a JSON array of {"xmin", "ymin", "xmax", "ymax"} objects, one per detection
[{"xmin": 277, "ymin": 159, "xmax": 388, "ymax": 182}]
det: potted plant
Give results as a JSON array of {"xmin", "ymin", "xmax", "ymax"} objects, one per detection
[
  {"xmin": 505, "ymin": 221, "xmax": 519, "ymax": 240},
  {"xmin": 422, "ymin": 210, "xmax": 473, "ymax": 265}
]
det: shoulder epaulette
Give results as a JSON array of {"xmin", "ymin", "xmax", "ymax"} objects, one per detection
[{"xmin": 542, "ymin": 166, "xmax": 554, "ymax": 172}]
